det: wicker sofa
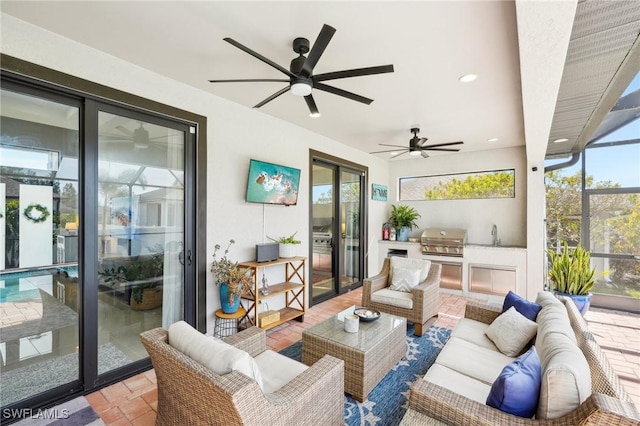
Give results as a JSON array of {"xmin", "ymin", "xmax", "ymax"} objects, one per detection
[
  {"xmin": 362, "ymin": 257, "xmax": 441, "ymax": 336},
  {"xmin": 140, "ymin": 324, "xmax": 344, "ymax": 426},
  {"xmin": 403, "ymin": 292, "xmax": 639, "ymax": 425}
]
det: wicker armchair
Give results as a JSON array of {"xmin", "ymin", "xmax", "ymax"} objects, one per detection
[
  {"xmin": 140, "ymin": 326, "xmax": 344, "ymax": 426},
  {"xmin": 362, "ymin": 257, "xmax": 441, "ymax": 336}
]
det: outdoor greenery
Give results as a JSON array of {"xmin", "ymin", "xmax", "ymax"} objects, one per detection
[
  {"xmin": 421, "ymin": 170, "xmax": 515, "ymax": 200},
  {"xmin": 545, "ymin": 170, "xmax": 639, "ymax": 298},
  {"xmin": 389, "ymin": 204, "xmax": 421, "ymax": 229},
  {"xmin": 268, "ymin": 232, "xmax": 301, "ymax": 244},
  {"xmin": 547, "ymin": 241, "xmax": 607, "ymax": 296}
]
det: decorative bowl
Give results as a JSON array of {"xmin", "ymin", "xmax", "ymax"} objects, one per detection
[{"xmin": 353, "ymin": 307, "xmax": 381, "ymax": 322}]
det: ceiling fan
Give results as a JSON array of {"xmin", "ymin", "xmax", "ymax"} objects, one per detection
[
  {"xmin": 101, "ymin": 122, "xmax": 162, "ymax": 149},
  {"xmin": 370, "ymin": 128, "xmax": 464, "ymax": 158},
  {"xmin": 208, "ymin": 24, "xmax": 394, "ymax": 117}
]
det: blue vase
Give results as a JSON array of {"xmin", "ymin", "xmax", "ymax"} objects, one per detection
[
  {"xmin": 397, "ymin": 227, "xmax": 410, "ymax": 242},
  {"xmin": 219, "ymin": 283, "xmax": 241, "ymax": 314},
  {"xmin": 555, "ymin": 291, "xmax": 592, "ymax": 316}
]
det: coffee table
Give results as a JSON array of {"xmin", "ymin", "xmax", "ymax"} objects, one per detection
[{"xmin": 301, "ymin": 308, "xmax": 406, "ymax": 402}]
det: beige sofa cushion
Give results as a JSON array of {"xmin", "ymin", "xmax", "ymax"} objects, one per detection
[
  {"xmin": 424, "ymin": 363, "xmax": 492, "ymax": 404},
  {"xmin": 450, "ymin": 318, "xmax": 498, "ymax": 351},
  {"xmin": 536, "ymin": 331, "xmax": 592, "ymax": 419},
  {"xmin": 390, "ymin": 257, "xmax": 431, "ymax": 283},
  {"xmin": 371, "ymin": 288, "xmax": 413, "ymax": 309},
  {"xmin": 535, "ymin": 292, "xmax": 576, "ymax": 347},
  {"xmin": 254, "ymin": 349, "xmax": 308, "ymax": 394},
  {"xmin": 435, "ymin": 337, "xmax": 514, "ymax": 385},
  {"xmin": 168, "ymin": 321, "xmax": 264, "ymax": 390}
]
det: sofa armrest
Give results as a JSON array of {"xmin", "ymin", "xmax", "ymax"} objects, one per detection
[
  {"xmin": 409, "ymin": 380, "xmax": 640, "ymax": 426},
  {"xmin": 464, "ymin": 301, "xmax": 501, "ymax": 325},
  {"xmin": 223, "ymin": 326, "xmax": 266, "ymax": 357}
]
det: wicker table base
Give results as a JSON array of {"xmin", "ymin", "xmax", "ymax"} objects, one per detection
[{"xmin": 301, "ymin": 310, "xmax": 406, "ymax": 402}]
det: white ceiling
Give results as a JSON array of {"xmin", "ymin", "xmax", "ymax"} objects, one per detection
[{"xmin": 0, "ymin": 1, "xmax": 576, "ymax": 159}]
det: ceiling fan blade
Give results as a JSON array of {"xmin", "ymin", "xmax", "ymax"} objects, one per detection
[
  {"xmin": 314, "ymin": 82, "xmax": 373, "ymax": 105},
  {"xmin": 301, "ymin": 24, "xmax": 336, "ymax": 77},
  {"xmin": 223, "ymin": 37, "xmax": 296, "ymax": 78},
  {"xmin": 391, "ymin": 151, "xmax": 408, "ymax": 159},
  {"xmin": 422, "ymin": 141, "xmax": 464, "ymax": 149},
  {"xmin": 369, "ymin": 148, "xmax": 407, "ymax": 154},
  {"xmin": 416, "ymin": 137, "xmax": 428, "ymax": 147},
  {"xmin": 208, "ymin": 78, "xmax": 289, "ymax": 83},
  {"xmin": 420, "ymin": 151, "xmax": 429, "ymax": 158},
  {"xmin": 115, "ymin": 125, "xmax": 133, "ymax": 137},
  {"xmin": 304, "ymin": 94, "xmax": 320, "ymax": 116},
  {"xmin": 313, "ymin": 64, "xmax": 395, "ymax": 82},
  {"xmin": 254, "ymin": 86, "xmax": 290, "ymax": 108},
  {"xmin": 422, "ymin": 147, "xmax": 461, "ymax": 152},
  {"xmin": 378, "ymin": 143, "xmax": 410, "ymax": 148}
]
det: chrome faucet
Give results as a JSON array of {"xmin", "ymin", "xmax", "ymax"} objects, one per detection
[{"xmin": 491, "ymin": 224, "xmax": 500, "ymax": 246}]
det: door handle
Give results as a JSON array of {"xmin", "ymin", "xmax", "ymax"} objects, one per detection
[{"xmin": 186, "ymin": 250, "xmax": 193, "ymax": 266}]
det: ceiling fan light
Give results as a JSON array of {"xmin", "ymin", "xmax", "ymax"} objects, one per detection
[
  {"xmin": 291, "ymin": 82, "xmax": 312, "ymax": 96},
  {"xmin": 459, "ymin": 74, "xmax": 478, "ymax": 83},
  {"xmin": 409, "ymin": 150, "xmax": 422, "ymax": 156},
  {"xmin": 309, "ymin": 111, "xmax": 321, "ymax": 118}
]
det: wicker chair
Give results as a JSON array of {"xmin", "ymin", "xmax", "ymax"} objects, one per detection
[
  {"xmin": 140, "ymin": 326, "xmax": 344, "ymax": 426},
  {"xmin": 362, "ymin": 257, "xmax": 441, "ymax": 336}
]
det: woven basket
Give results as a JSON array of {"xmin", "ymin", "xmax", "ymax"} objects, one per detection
[{"xmin": 130, "ymin": 288, "xmax": 162, "ymax": 310}]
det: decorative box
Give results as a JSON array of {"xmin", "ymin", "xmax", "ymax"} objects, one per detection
[{"xmin": 259, "ymin": 310, "xmax": 280, "ymax": 327}]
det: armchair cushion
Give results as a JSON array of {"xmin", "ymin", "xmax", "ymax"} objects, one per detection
[
  {"xmin": 390, "ymin": 266, "xmax": 421, "ymax": 292},
  {"xmin": 371, "ymin": 288, "xmax": 413, "ymax": 309},
  {"xmin": 168, "ymin": 321, "xmax": 264, "ymax": 390},
  {"xmin": 254, "ymin": 349, "xmax": 308, "ymax": 394},
  {"xmin": 390, "ymin": 257, "xmax": 431, "ymax": 282},
  {"xmin": 485, "ymin": 307, "xmax": 537, "ymax": 357}
]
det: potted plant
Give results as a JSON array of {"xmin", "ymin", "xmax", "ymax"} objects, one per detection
[
  {"xmin": 211, "ymin": 239, "xmax": 251, "ymax": 313},
  {"xmin": 547, "ymin": 241, "xmax": 608, "ymax": 315},
  {"xmin": 389, "ymin": 204, "xmax": 421, "ymax": 242},
  {"xmin": 268, "ymin": 232, "xmax": 301, "ymax": 258}
]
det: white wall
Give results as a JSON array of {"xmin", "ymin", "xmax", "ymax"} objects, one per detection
[
  {"xmin": 387, "ymin": 146, "xmax": 527, "ymax": 247},
  {"xmin": 1, "ymin": 14, "xmax": 390, "ymax": 333}
]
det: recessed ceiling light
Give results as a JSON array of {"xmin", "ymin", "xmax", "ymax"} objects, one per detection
[
  {"xmin": 553, "ymin": 138, "xmax": 569, "ymax": 143},
  {"xmin": 409, "ymin": 151, "xmax": 422, "ymax": 156},
  {"xmin": 487, "ymin": 138, "xmax": 499, "ymax": 142},
  {"xmin": 459, "ymin": 74, "xmax": 478, "ymax": 83}
]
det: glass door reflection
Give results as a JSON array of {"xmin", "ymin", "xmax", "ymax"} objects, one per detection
[
  {"xmin": 311, "ymin": 163, "xmax": 336, "ymax": 302},
  {"xmin": 97, "ymin": 111, "xmax": 185, "ymax": 373}
]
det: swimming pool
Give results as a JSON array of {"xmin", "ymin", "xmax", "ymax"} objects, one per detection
[{"xmin": 0, "ymin": 265, "xmax": 78, "ymax": 303}]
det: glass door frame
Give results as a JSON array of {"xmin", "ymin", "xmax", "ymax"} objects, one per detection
[
  {"xmin": 309, "ymin": 150, "xmax": 367, "ymax": 307},
  {"xmin": 1, "ymin": 57, "xmax": 206, "ymax": 418}
]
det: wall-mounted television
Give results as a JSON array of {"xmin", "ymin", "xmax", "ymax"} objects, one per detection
[{"xmin": 245, "ymin": 159, "xmax": 301, "ymax": 206}]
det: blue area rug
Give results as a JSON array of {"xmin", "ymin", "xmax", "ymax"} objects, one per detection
[{"xmin": 279, "ymin": 324, "xmax": 451, "ymax": 426}]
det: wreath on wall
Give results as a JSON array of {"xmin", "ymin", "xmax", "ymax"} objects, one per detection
[{"xmin": 23, "ymin": 204, "xmax": 50, "ymax": 224}]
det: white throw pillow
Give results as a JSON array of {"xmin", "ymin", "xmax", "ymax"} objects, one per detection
[
  {"xmin": 168, "ymin": 321, "xmax": 264, "ymax": 390},
  {"xmin": 390, "ymin": 257, "xmax": 431, "ymax": 282},
  {"xmin": 390, "ymin": 266, "xmax": 421, "ymax": 292},
  {"xmin": 485, "ymin": 307, "xmax": 538, "ymax": 357}
]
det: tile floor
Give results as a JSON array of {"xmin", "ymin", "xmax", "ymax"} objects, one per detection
[{"xmin": 85, "ymin": 289, "xmax": 640, "ymax": 425}]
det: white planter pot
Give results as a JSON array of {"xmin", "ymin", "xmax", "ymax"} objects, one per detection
[{"xmin": 279, "ymin": 243, "xmax": 297, "ymax": 258}]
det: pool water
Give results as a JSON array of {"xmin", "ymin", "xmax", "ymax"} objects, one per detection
[{"xmin": 0, "ymin": 266, "xmax": 78, "ymax": 303}]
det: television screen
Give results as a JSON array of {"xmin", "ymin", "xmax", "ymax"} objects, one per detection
[{"xmin": 245, "ymin": 159, "xmax": 301, "ymax": 206}]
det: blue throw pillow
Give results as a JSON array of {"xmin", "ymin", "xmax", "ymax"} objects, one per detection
[
  {"xmin": 486, "ymin": 346, "xmax": 542, "ymax": 418},
  {"xmin": 502, "ymin": 291, "xmax": 542, "ymax": 321}
]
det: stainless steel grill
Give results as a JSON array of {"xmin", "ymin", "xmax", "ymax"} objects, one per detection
[
  {"xmin": 313, "ymin": 232, "xmax": 332, "ymax": 254},
  {"xmin": 420, "ymin": 228, "xmax": 467, "ymax": 257}
]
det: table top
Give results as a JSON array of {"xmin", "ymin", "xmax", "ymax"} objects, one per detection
[
  {"xmin": 214, "ymin": 307, "xmax": 246, "ymax": 319},
  {"xmin": 302, "ymin": 306, "xmax": 406, "ymax": 353}
]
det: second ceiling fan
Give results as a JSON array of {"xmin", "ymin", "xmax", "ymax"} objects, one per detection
[
  {"xmin": 370, "ymin": 128, "xmax": 464, "ymax": 158},
  {"xmin": 209, "ymin": 24, "xmax": 394, "ymax": 117}
]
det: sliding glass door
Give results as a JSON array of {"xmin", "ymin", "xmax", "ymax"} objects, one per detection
[
  {"xmin": 1, "ymin": 78, "xmax": 196, "ymax": 415},
  {"xmin": 310, "ymin": 154, "xmax": 366, "ymax": 306}
]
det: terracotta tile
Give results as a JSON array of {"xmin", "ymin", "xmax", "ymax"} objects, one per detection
[
  {"xmin": 86, "ymin": 390, "xmax": 110, "ymax": 412},
  {"xmin": 124, "ymin": 374, "xmax": 153, "ymax": 393},
  {"xmin": 119, "ymin": 398, "xmax": 152, "ymax": 421},
  {"xmin": 106, "ymin": 418, "xmax": 133, "ymax": 426},
  {"xmin": 131, "ymin": 410, "xmax": 157, "ymax": 426},
  {"xmin": 101, "ymin": 382, "xmax": 131, "ymax": 403},
  {"xmin": 140, "ymin": 388, "xmax": 158, "ymax": 406},
  {"xmin": 100, "ymin": 407, "xmax": 125, "ymax": 424}
]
